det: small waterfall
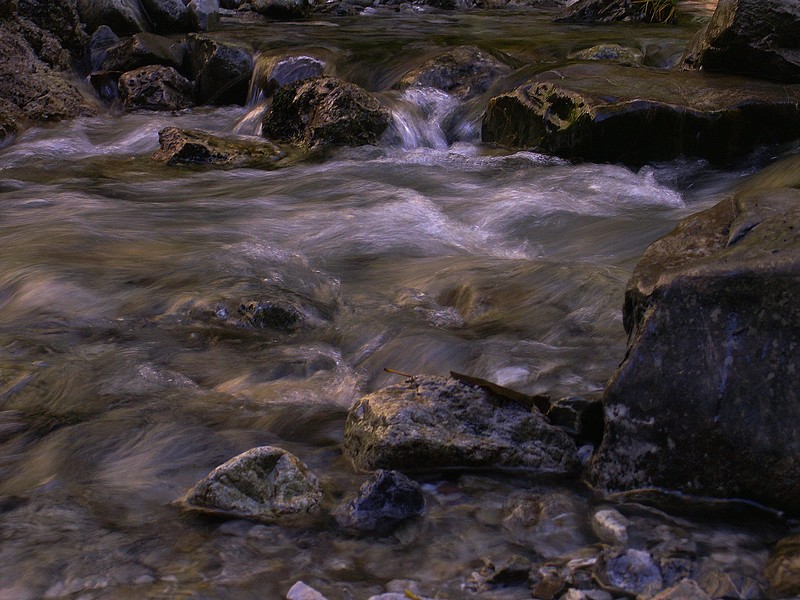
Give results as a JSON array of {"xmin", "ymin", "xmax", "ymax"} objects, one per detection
[{"xmin": 385, "ymin": 87, "xmax": 462, "ymax": 150}]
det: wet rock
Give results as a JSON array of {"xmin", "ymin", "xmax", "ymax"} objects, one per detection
[
  {"xmin": 251, "ymin": 0, "xmax": 314, "ymax": 19},
  {"xmin": 590, "ymin": 508, "xmax": 629, "ymax": 546},
  {"xmin": 17, "ymin": 0, "xmax": 88, "ymax": 59},
  {"xmin": 681, "ymin": 0, "xmax": 800, "ymax": 83},
  {"xmin": 186, "ymin": 33, "xmax": 253, "ymax": 105},
  {"xmin": 502, "ymin": 492, "xmax": 589, "ymax": 558},
  {"xmin": 593, "ymin": 549, "xmax": 663, "ymax": 597},
  {"xmin": 652, "ymin": 578, "xmax": 711, "ymax": 600},
  {"xmin": 100, "ymin": 32, "xmax": 186, "ymax": 74},
  {"xmin": 179, "ymin": 446, "xmax": 323, "ymax": 521},
  {"xmin": 530, "ymin": 565, "xmax": 567, "ymax": 600},
  {"xmin": 152, "ymin": 126, "xmax": 285, "ymax": 168},
  {"xmin": 0, "ymin": 19, "xmax": 97, "ymax": 138},
  {"xmin": 588, "ymin": 175, "xmax": 800, "ymax": 513},
  {"xmin": 398, "ymin": 45, "xmax": 511, "ymax": 100},
  {"xmin": 140, "ymin": 0, "xmax": 192, "ymax": 33},
  {"xmin": 569, "ymin": 43, "xmax": 643, "ymax": 67},
  {"xmin": 481, "ymin": 555, "xmax": 531, "ymax": 586},
  {"xmin": 765, "ymin": 535, "xmax": 800, "ymax": 599},
  {"xmin": 333, "ymin": 470, "xmax": 425, "ymax": 534},
  {"xmin": 554, "ymin": 0, "xmax": 655, "ymax": 24},
  {"xmin": 119, "ymin": 65, "xmax": 194, "ymax": 110},
  {"xmin": 187, "ymin": 0, "xmax": 220, "ymax": 31},
  {"xmin": 88, "ymin": 25, "xmax": 119, "ymax": 72},
  {"xmin": 482, "ymin": 63, "xmax": 800, "ymax": 166},
  {"xmin": 343, "ymin": 375, "xmax": 579, "ymax": 473},
  {"xmin": 559, "ymin": 590, "xmax": 612, "ymax": 600},
  {"xmin": 286, "ymin": 581, "xmax": 329, "ymax": 600},
  {"xmin": 696, "ymin": 569, "xmax": 763, "ymax": 599},
  {"xmin": 546, "ymin": 396, "xmax": 603, "ymax": 444},
  {"xmin": 252, "ymin": 54, "xmax": 326, "ymax": 98},
  {"xmin": 263, "ymin": 76, "xmax": 390, "ymax": 149},
  {"xmin": 77, "ymin": 0, "xmax": 149, "ymax": 36}
]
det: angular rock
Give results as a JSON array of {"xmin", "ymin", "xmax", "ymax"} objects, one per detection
[
  {"xmin": 119, "ymin": 65, "xmax": 194, "ymax": 110},
  {"xmin": 17, "ymin": 0, "xmax": 88, "ymax": 59},
  {"xmin": 77, "ymin": 0, "xmax": 149, "ymax": 36},
  {"xmin": 100, "ymin": 32, "xmax": 186, "ymax": 74},
  {"xmin": 546, "ymin": 396, "xmax": 603, "ymax": 444},
  {"xmin": 88, "ymin": 25, "xmax": 119, "ymax": 72},
  {"xmin": 652, "ymin": 579, "xmax": 711, "ymax": 600},
  {"xmin": 140, "ymin": 0, "xmax": 191, "ymax": 33},
  {"xmin": 681, "ymin": 0, "xmax": 800, "ymax": 84},
  {"xmin": 186, "ymin": 33, "xmax": 253, "ymax": 105},
  {"xmin": 252, "ymin": 53, "xmax": 326, "ymax": 98},
  {"xmin": 345, "ymin": 375, "xmax": 579, "ymax": 473},
  {"xmin": 263, "ymin": 76, "xmax": 390, "ymax": 149},
  {"xmin": 569, "ymin": 43, "xmax": 644, "ymax": 67},
  {"xmin": 765, "ymin": 535, "xmax": 800, "ymax": 599},
  {"xmin": 482, "ymin": 63, "xmax": 800, "ymax": 165},
  {"xmin": 554, "ymin": 0, "xmax": 659, "ymax": 24},
  {"xmin": 333, "ymin": 470, "xmax": 425, "ymax": 534},
  {"xmin": 588, "ymin": 166, "xmax": 800, "ymax": 513},
  {"xmin": 398, "ymin": 45, "xmax": 511, "ymax": 100},
  {"xmin": 187, "ymin": 0, "xmax": 220, "ymax": 31},
  {"xmin": 179, "ymin": 446, "xmax": 323, "ymax": 521},
  {"xmin": 593, "ymin": 549, "xmax": 663, "ymax": 597},
  {"xmin": 286, "ymin": 581, "xmax": 329, "ymax": 600},
  {"xmin": 152, "ymin": 126, "xmax": 286, "ymax": 167},
  {"xmin": 251, "ymin": 0, "xmax": 314, "ymax": 19}
]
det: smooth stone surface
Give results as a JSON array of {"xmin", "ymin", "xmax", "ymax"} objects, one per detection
[
  {"xmin": 333, "ymin": 470, "xmax": 425, "ymax": 534},
  {"xmin": 398, "ymin": 45, "xmax": 511, "ymax": 100},
  {"xmin": 119, "ymin": 65, "xmax": 195, "ymax": 110},
  {"xmin": 263, "ymin": 76, "xmax": 390, "ymax": 149},
  {"xmin": 681, "ymin": 0, "xmax": 800, "ymax": 83},
  {"xmin": 344, "ymin": 375, "xmax": 579, "ymax": 473},
  {"xmin": 186, "ymin": 33, "xmax": 253, "ymax": 105},
  {"xmin": 590, "ymin": 508, "xmax": 630, "ymax": 546},
  {"xmin": 588, "ymin": 177, "xmax": 800, "ymax": 513},
  {"xmin": 187, "ymin": 0, "xmax": 220, "ymax": 31},
  {"xmin": 286, "ymin": 581, "xmax": 329, "ymax": 600},
  {"xmin": 569, "ymin": 43, "xmax": 644, "ymax": 67},
  {"xmin": 252, "ymin": 54, "xmax": 326, "ymax": 97},
  {"xmin": 179, "ymin": 446, "xmax": 323, "ymax": 521},
  {"xmin": 482, "ymin": 63, "xmax": 800, "ymax": 165},
  {"xmin": 152, "ymin": 126, "xmax": 286, "ymax": 167}
]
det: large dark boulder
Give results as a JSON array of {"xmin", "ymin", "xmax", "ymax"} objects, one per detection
[
  {"xmin": 77, "ymin": 0, "xmax": 149, "ymax": 36},
  {"xmin": 186, "ymin": 0, "xmax": 220, "ymax": 31},
  {"xmin": 481, "ymin": 63, "xmax": 800, "ymax": 166},
  {"xmin": 250, "ymin": 0, "xmax": 314, "ymax": 19},
  {"xmin": 681, "ymin": 0, "xmax": 800, "ymax": 84},
  {"xmin": 140, "ymin": 0, "xmax": 192, "ymax": 33},
  {"xmin": 262, "ymin": 76, "xmax": 390, "ymax": 149},
  {"xmin": 343, "ymin": 375, "xmax": 579, "ymax": 473},
  {"xmin": 17, "ymin": 0, "xmax": 88, "ymax": 60},
  {"xmin": 119, "ymin": 65, "xmax": 194, "ymax": 110},
  {"xmin": 398, "ymin": 45, "xmax": 511, "ymax": 100},
  {"xmin": 587, "ymin": 156, "xmax": 800, "ymax": 513},
  {"xmin": 152, "ymin": 126, "xmax": 286, "ymax": 167},
  {"xmin": 251, "ymin": 53, "xmax": 326, "ymax": 98},
  {"xmin": 99, "ymin": 31, "xmax": 186, "ymax": 73},
  {"xmin": 186, "ymin": 33, "xmax": 253, "ymax": 105},
  {"xmin": 333, "ymin": 470, "xmax": 425, "ymax": 534}
]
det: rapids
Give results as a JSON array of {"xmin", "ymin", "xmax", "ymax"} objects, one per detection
[{"xmin": 0, "ymin": 2, "xmax": 793, "ymax": 598}]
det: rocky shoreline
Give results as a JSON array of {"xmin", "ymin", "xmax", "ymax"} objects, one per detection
[{"xmin": 2, "ymin": 0, "xmax": 800, "ymax": 598}]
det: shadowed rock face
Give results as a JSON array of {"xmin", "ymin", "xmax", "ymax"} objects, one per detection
[
  {"xmin": 481, "ymin": 63, "xmax": 800, "ymax": 166},
  {"xmin": 263, "ymin": 77, "xmax": 390, "ymax": 149},
  {"xmin": 119, "ymin": 65, "xmax": 195, "ymax": 110},
  {"xmin": 344, "ymin": 375, "xmax": 579, "ymax": 473},
  {"xmin": 186, "ymin": 34, "xmax": 253, "ymax": 105},
  {"xmin": 588, "ymin": 158, "xmax": 800, "ymax": 513},
  {"xmin": 333, "ymin": 470, "xmax": 425, "ymax": 534},
  {"xmin": 681, "ymin": 0, "xmax": 800, "ymax": 83}
]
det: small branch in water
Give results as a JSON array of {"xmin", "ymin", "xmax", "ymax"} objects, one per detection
[{"xmin": 384, "ymin": 368, "xmax": 415, "ymax": 378}]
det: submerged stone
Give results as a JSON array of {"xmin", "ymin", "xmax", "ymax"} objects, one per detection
[
  {"xmin": 588, "ymin": 159, "xmax": 800, "ymax": 513},
  {"xmin": 179, "ymin": 446, "xmax": 323, "ymax": 521},
  {"xmin": 569, "ymin": 43, "xmax": 644, "ymax": 67},
  {"xmin": 152, "ymin": 126, "xmax": 286, "ymax": 168},
  {"xmin": 482, "ymin": 63, "xmax": 800, "ymax": 166},
  {"xmin": 286, "ymin": 581, "xmax": 329, "ymax": 600},
  {"xmin": 594, "ymin": 549, "xmax": 663, "ymax": 597},
  {"xmin": 333, "ymin": 469, "xmax": 425, "ymax": 534},
  {"xmin": 344, "ymin": 375, "xmax": 579, "ymax": 473}
]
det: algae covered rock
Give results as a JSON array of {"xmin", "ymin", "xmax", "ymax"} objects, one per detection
[
  {"xmin": 482, "ymin": 63, "xmax": 800, "ymax": 165},
  {"xmin": 588, "ymin": 162, "xmax": 800, "ymax": 513},
  {"xmin": 344, "ymin": 375, "xmax": 579, "ymax": 473},
  {"xmin": 263, "ymin": 76, "xmax": 390, "ymax": 149},
  {"xmin": 179, "ymin": 446, "xmax": 323, "ymax": 521},
  {"xmin": 152, "ymin": 126, "xmax": 286, "ymax": 167},
  {"xmin": 681, "ymin": 0, "xmax": 800, "ymax": 83}
]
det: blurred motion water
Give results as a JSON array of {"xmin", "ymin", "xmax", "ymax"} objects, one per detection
[{"xmin": 0, "ymin": 3, "xmax": 790, "ymax": 599}]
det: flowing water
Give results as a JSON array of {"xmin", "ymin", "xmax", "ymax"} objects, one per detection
[{"xmin": 0, "ymin": 3, "xmax": 795, "ymax": 599}]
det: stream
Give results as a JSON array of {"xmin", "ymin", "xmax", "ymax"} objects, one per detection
[{"xmin": 0, "ymin": 2, "xmax": 795, "ymax": 598}]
